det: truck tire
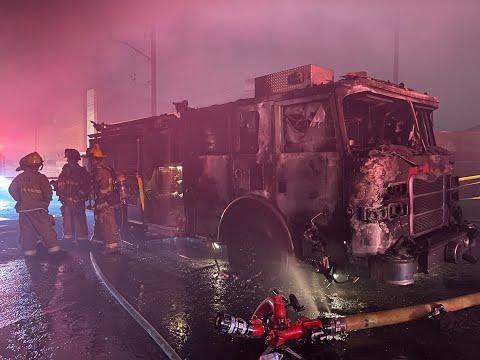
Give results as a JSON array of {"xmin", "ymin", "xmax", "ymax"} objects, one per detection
[{"xmin": 219, "ymin": 196, "xmax": 294, "ymax": 280}]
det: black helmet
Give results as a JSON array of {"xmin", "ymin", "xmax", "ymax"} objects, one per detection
[{"xmin": 65, "ymin": 149, "xmax": 81, "ymax": 161}]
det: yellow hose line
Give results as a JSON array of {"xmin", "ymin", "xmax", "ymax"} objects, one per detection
[
  {"xmin": 137, "ymin": 174, "xmax": 145, "ymax": 211},
  {"xmin": 460, "ymin": 197, "xmax": 480, "ymax": 201},
  {"xmin": 459, "ymin": 175, "xmax": 480, "ymax": 182},
  {"xmin": 344, "ymin": 292, "xmax": 480, "ymax": 332}
]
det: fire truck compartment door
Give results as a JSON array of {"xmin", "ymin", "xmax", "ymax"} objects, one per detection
[
  {"xmin": 186, "ymin": 155, "xmax": 231, "ymax": 238},
  {"xmin": 275, "ymin": 152, "xmax": 341, "ymax": 227}
]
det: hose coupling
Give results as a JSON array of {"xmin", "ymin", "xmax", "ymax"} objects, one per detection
[{"xmin": 429, "ymin": 303, "xmax": 447, "ymax": 318}]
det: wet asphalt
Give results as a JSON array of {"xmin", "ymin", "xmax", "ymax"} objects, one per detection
[
  {"xmin": 1, "ymin": 190, "xmax": 480, "ymax": 360},
  {"xmin": 0, "ymin": 195, "xmax": 167, "ymax": 360}
]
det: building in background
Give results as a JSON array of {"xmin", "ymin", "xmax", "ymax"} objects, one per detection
[
  {"xmin": 85, "ymin": 88, "xmax": 97, "ymax": 150},
  {"xmin": 34, "ymin": 122, "xmax": 84, "ymax": 177}
]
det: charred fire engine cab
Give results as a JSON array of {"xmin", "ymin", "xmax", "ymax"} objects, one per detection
[{"xmin": 90, "ymin": 64, "xmax": 477, "ymax": 285}]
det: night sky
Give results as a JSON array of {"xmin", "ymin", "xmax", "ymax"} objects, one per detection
[{"xmin": 1, "ymin": 0, "xmax": 479, "ymax": 161}]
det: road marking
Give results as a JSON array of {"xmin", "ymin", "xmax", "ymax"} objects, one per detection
[
  {"xmin": 121, "ymin": 240, "xmax": 135, "ymax": 247},
  {"xmin": 460, "ymin": 180, "xmax": 480, "ymax": 188},
  {"xmin": 460, "ymin": 175, "xmax": 480, "ymax": 182},
  {"xmin": 90, "ymin": 252, "xmax": 183, "ymax": 360}
]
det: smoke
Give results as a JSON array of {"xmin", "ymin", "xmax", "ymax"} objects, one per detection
[{"xmin": 1, "ymin": 0, "xmax": 479, "ymax": 161}]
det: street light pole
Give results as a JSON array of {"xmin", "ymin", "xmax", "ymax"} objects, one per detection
[
  {"xmin": 150, "ymin": 24, "xmax": 157, "ymax": 117},
  {"xmin": 116, "ymin": 24, "xmax": 157, "ymax": 117},
  {"xmin": 393, "ymin": 23, "xmax": 399, "ymax": 84}
]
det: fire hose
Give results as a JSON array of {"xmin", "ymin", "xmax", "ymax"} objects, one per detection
[
  {"xmin": 215, "ymin": 290, "xmax": 480, "ymax": 359},
  {"xmin": 90, "ymin": 252, "xmax": 182, "ymax": 360}
]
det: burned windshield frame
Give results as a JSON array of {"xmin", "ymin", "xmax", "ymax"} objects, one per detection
[
  {"xmin": 413, "ymin": 104, "xmax": 436, "ymax": 147},
  {"xmin": 342, "ymin": 92, "xmax": 432, "ymax": 151},
  {"xmin": 281, "ymin": 99, "xmax": 336, "ymax": 153}
]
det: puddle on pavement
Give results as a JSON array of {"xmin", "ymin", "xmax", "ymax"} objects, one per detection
[
  {"xmin": 2, "ymin": 191, "xmax": 480, "ymax": 359},
  {"xmin": 93, "ymin": 238, "xmax": 480, "ymax": 360}
]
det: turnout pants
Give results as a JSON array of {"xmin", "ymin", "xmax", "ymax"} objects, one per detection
[
  {"xmin": 93, "ymin": 203, "xmax": 119, "ymax": 250},
  {"xmin": 19, "ymin": 210, "xmax": 60, "ymax": 256},
  {"xmin": 61, "ymin": 201, "xmax": 88, "ymax": 241}
]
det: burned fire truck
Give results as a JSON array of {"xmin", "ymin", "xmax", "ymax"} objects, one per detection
[{"xmin": 90, "ymin": 64, "xmax": 477, "ymax": 285}]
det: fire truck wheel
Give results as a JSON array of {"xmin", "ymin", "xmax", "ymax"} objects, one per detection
[{"xmin": 227, "ymin": 225, "xmax": 285, "ymax": 280}]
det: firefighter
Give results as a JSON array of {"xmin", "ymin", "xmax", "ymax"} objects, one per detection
[
  {"xmin": 56, "ymin": 149, "xmax": 90, "ymax": 242},
  {"xmin": 86, "ymin": 145, "xmax": 120, "ymax": 253},
  {"xmin": 8, "ymin": 152, "xmax": 64, "ymax": 259}
]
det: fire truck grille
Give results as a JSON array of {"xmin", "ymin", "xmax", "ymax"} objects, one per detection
[
  {"xmin": 412, "ymin": 176, "xmax": 444, "ymax": 195},
  {"xmin": 413, "ymin": 209, "xmax": 444, "ymax": 235},
  {"xmin": 413, "ymin": 193, "xmax": 444, "ymax": 215},
  {"xmin": 410, "ymin": 174, "xmax": 446, "ymax": 237}
]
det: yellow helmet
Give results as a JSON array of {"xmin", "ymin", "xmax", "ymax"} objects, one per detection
[
  {"xmin": 87, "ymin": 144, "xmax": 106, "ymax": 158},
  {"xmin": 17, "ymin": 152, "xmax": 44, "ymax": 171},
  {"xmin": 15, "ymin": 156, "xmax": 27, "ymax": 171}
]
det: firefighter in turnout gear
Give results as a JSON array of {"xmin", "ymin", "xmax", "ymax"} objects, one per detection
[
  {"xmin": 87, "ymin": 145, "xmax": 120, "ymax": 253},
  {"xmin": 8, "ymin": 152, "xmax": 64, "ymax": 259},
  {"xmin": 56, "ymin": 149, "xmax": 90, "ymax": 242}
]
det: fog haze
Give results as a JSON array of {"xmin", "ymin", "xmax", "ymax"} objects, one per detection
[{"xmin": 1, "ymin": 0, "xmax": 479, "ymax": 161}]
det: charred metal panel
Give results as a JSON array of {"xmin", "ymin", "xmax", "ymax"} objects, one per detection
[
  {"xmin": 186, "ymin": 156, "xmax": 231, "ymax": 238},
  {"xmin": 336, "ymin": 77, "xmax": 439, "ymax": 109},
  {"xmin": 276, "ymin": 153, "xmax": 341, "ymax": 220},
  {"xmin": 272, "ymin": 96, "xmax": 343, "ymax": 259},
  {"xmin": 90, "ymin": 135, "xmax": 141, "ymax": 173},
  {"xmin": 348, "ymin": 145, "xmax": 456, "ymax": 257},
  {"xmin": 115, "ymin": 141, "xmax": 140, "ymax": 171},
  {"xmin": 181, "ymin": 104, "xmax": 234, "ymax": 236},
  {"xmin": 275, "ymin": 153, "xmax": 343, "ymax": 256},
  {"xmin": 255, "ymin": 64, "xmax": 333, "ymax": 98},
  {"xmin": 349, "ymin": 155, "xmax": 402, "ymax": 256},
  {"xmin": 282, "ymin": 101, "xmax": 336, "ymax": 153},
  {"xmin": 232, "ymin": 102, "xmax": 275, "ymax": 199},
  {"xmin": 233, "ymin": 159, "xmax": 264, "ymax": 192},
  {"xmin": 143, "ymin": 166, "xmax": 184, "ymax": 229}
]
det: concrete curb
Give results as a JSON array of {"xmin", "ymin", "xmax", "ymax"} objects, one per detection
[{"xmin": 90, "ymin": 252, "xmax": 183, "ymax": 360}]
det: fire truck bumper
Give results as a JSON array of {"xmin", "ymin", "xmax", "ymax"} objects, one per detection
[{"xmin": 367, "ymin": 230, "xmax": 473, "ymax": 285}]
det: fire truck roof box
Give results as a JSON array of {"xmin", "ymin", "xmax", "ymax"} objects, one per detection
[{"xmin": 254, "ymin": 64, "xmax": 333, "ymax": 98}]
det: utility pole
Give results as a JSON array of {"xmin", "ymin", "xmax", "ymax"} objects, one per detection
[
  {"xmin": 117, "ymin": 24, "xmax": 157, "ymax": 117},
  {"xmin": 150, "ymin": 24, "xmax": 157, "ymax": 117},
  {"xmin": 393, "ymin": 23, "xmax": 399, "ymax": 84}
]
